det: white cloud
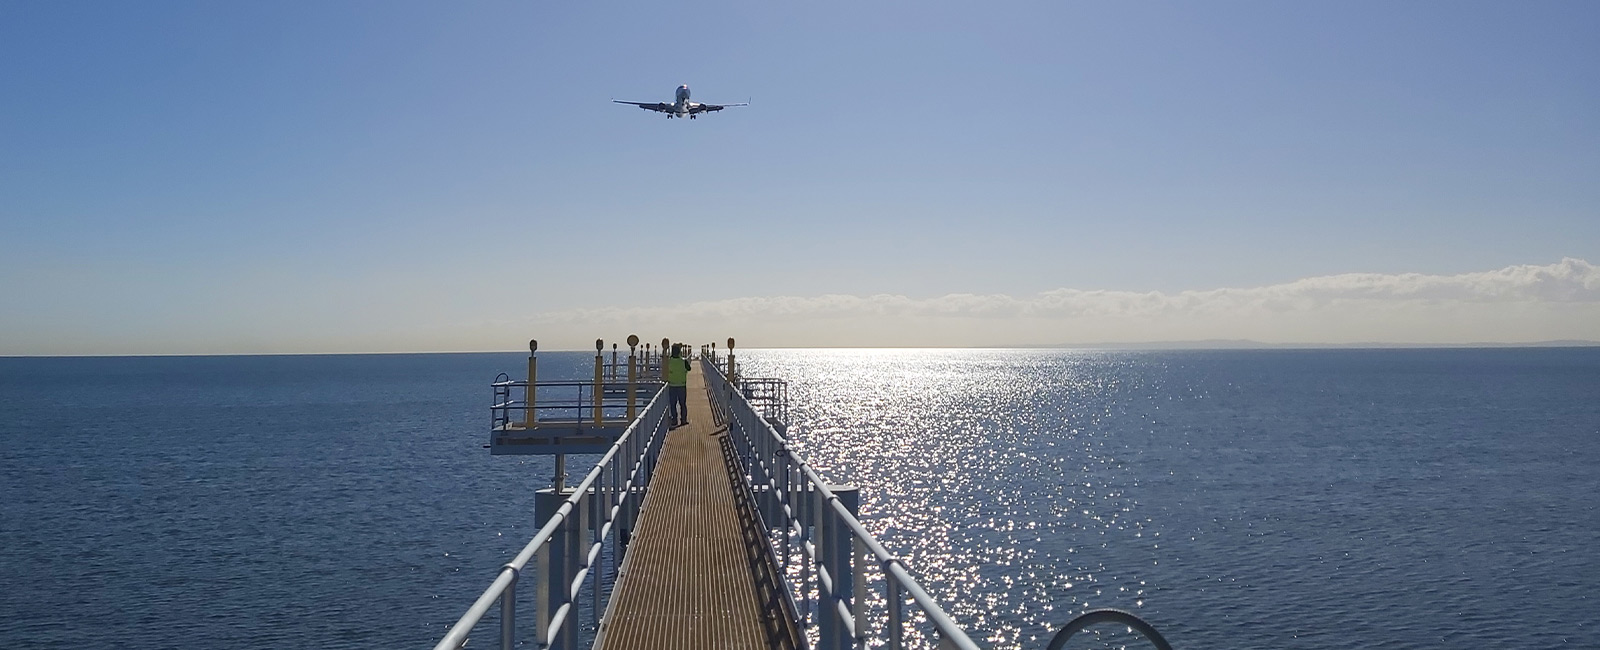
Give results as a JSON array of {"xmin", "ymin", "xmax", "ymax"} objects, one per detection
[{"xmin": 527, "ymin": 259, "xmax": 1600, "ymax": 347}]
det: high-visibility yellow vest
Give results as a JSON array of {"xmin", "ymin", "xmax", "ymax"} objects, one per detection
[{"xmin": 666, "ymin": 357, "xmax": 689, "ymax": 386}]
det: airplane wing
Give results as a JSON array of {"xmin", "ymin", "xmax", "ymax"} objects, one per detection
[
  {"xmin": 688, "ymin": 102, "xmax": 748, "ymax": 114},
  {"xmin": 614, "ymin": 100, "xmax": 674, "ymax": 113}
]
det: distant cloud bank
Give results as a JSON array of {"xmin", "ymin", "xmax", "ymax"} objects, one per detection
[
  {"xmin": 1255, "ymin": 257, "xmax": 1599, "ymax": 304},
  {"xmin": 534, "ymin": 258, "xmax": 1600, "ymax": 347},
  {"xmin": 6, "ymin": 258, "xmax": 1596, "ymax": 355}
]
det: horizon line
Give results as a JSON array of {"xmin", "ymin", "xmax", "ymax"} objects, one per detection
[{"xmin": 5, "ymin": 339, "xmax": 1599, "ymax": 359}]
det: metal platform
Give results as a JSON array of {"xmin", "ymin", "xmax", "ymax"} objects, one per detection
[
  {"xmin": 490, "ymin": 362, "xmax": 661, "ymax": 455},
  {"xmin": 490, "ymin": 421, "xmax": 635, "ymax": 455}
]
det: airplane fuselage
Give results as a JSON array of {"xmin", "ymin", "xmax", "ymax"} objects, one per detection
[{"xmin": 672, "ymin": 84, "xmax": 692, "ymax": 118}]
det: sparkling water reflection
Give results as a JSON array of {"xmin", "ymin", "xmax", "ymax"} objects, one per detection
[
  {"xmin": 738, "ymin": 348, "xmax": 1600, "ymax": 649},
  {"xmin": 3, "ymin": 349, "xmax": 1595, "ymax": 649}
]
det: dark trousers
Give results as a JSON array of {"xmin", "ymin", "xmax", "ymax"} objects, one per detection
[{"xmin": 668, "ymin": 385, "xmax": 688, "ymax": 424}]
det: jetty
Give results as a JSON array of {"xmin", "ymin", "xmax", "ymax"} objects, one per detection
[{"xmin": 432, "ymin": 337, "xmax": 1172, "ymax": 650}]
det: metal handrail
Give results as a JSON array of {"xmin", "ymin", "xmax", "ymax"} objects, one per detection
[
  {"xmin": 702, "ymin": 357, "xmax": 984, "ymax": 650},
  {"xmin": 492, "ymin": 373, "xmax": 512, "ymax": 432},
  {"xmin": 433, "ymin": 389, "xmax": 671, "ymax": 650},
  {"xmin": 736, "ymin": 376, "xmax": 789, "ymax": 427}
]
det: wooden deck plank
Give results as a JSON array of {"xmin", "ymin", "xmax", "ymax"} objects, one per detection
[{"xmin": 595, "ymin": 363, "xmax": 801, "ymax": 650}]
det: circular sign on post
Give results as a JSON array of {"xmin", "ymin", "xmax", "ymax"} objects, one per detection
[
  {"xmin": 595, "ymin": 339, "xmax": 604, "ymax": 351},
  {"xmin": 627, "ymin": 334, "xmax": 640, "ymax": 347},
  {"xmin": 529, "ymin": 340, "xmax": 538, "ymax": 353},
  {"xmin": 727, "ymin": 337, "xmax": 736, "ymax": 350}
]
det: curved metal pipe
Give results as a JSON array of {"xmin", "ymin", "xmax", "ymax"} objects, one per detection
[{"xmin": 1046, "ymin": 609, "xmax": 1172, "ymax": 650}]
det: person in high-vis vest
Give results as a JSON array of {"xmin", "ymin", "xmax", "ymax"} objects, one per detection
[{"xmin": 666, "ymin": 344, "xmax": 691, "ymax": 427}]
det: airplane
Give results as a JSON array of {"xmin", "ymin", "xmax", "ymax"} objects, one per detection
[{"xmin": 613, "ymin": 84, "xmax": 748, "ymax": 119}]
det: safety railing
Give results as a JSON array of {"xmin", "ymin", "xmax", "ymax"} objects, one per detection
[
  {"xmin": 433, "ymin": 390, "xmax": 672, "ymax": 650},
  {"xmin": 491, "ymin": 378, "xmax": 658, "ymax": 430},
  {"xmin": 601, "ymin": 346, "xmax": 664, "ymax": 382},
  {"xmin": 736, "ymin": 376, "xmax": 789, "ymax": 429},
  {"xmin": 492, "ymin": 339, "xmax": 664, "ymax": 434},
  {"xmin": 703, "ymin": 357, "xmax": 984, "ymax": 650}
]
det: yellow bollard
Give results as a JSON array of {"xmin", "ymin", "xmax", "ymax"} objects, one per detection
[
  {"xmin": 593, "ymin": 339, "xmax": 605, "ymax": 425},
  {"xmin": 526, "ymin": 339, "xmax": 538, "ymax": 428},
  {"xmin": 626, "ymin": 334, "xmax": 640, "ymax": 420},
  {"xmin": 660, "ymin": 338, "xmax": 671, "ymax": 382}
]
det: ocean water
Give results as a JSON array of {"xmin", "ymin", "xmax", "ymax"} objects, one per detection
[
  {"xmin": 2, "ymin": 349, "xmax": 1597, "ymax": 649},
  {"xmin": 736, "ymin": 348, "xmax": 1600, "ymax": 649}
]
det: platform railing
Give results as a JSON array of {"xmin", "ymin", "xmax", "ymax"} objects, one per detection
[
  {"xmin": 433, "ymin": 391, "xmax": 672, "ymax": 650},
  {"xmin": 703, "ymin": 357, "xmax": 984, "ymax": 650},
  {"xmin": 491, "ymin": 378, "xmax": 658, "ymax": 430},
  {"xmin": 736, "ymin": 376, "xmax": 789, "ymax": 428}
]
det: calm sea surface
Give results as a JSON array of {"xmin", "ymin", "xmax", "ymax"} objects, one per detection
[{"xmin": 2, "ymin": 349, "xmax": 1596, "ymax": 649}]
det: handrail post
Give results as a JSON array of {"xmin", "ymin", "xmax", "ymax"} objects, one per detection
[
  {"xmin": 610, "ymin": 443, "xmax": 624, "ymax": 575},
  {"xmin": 526, "ymin": 340, "xmax": 538, "ymax": 428},
  {"xmin": 886, "ymin": 572, "xmax": 903, "ymax": 650},
  {"xmin": 829, "ymin": 488, "xmax": 862, "ymax": 650},
  {"xmin": 590, "ymin": 477, "xmax": 603, "ymax": 631},
  {"xmin": 566, "ymin": 489, "xmax": 586, "ymax": 650},
  {"xmin": 817, "ymin": 489, "xmax": 836, "ymax": 650},
  {"xmin": 830, "ymin": 495, "xmax": 853, "ymax": 650},
  {"xmin": 500, "ymin": 566, "xmax": 518, "ymax": 650},
  {"xmin": 854, "ymin": 536, "xmax": 868, "ymax": 643},
  {"xmin": 726, "ymin": 337, "xmax": 737, "ymax": 384},
  {"xmin": 534, "ymin": 489, "xmax": 565, "ymax": 647},
  {"xmin": 779, "ymin": 444, "xmax": 791, "ymax": 573}
]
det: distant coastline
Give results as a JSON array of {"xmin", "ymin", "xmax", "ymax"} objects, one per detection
[{"xmin": 1004, "ymin": 339, "xmax": 1600, "ymax": 350}]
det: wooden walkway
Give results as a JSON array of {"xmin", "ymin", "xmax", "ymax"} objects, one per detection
[{"xmin": 594, "ymin": 364, "xmax": 802, "ymax": 650}]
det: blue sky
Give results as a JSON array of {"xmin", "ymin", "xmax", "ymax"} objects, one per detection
[{"xmin": 3, "ymin": 1, "xmax": 1597, "ymax": 353}]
